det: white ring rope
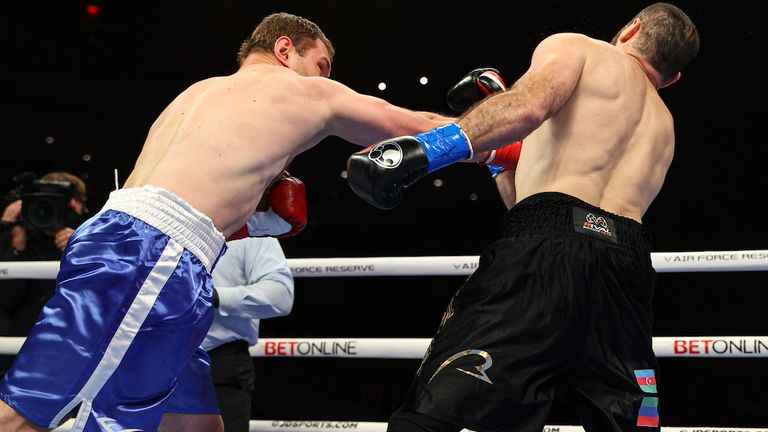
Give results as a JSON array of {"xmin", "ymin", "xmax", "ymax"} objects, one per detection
[
  {"xmin": 5, "ymin": 252, "xmax": 764, "ymax": 429},
  {"xmin": 1, "ymin": 250, "xmax": 767, "ymax": 280},
  {"xmin": 49, "ymin": 419, "xmax": 768, "ymax": 432},
  {"xmin": 2, "ymin": 336, "xmax": 767, "ymax": 358},
  {"xmin": 244, "ymin": 337, "xmax": 768, "ymax": 358}
]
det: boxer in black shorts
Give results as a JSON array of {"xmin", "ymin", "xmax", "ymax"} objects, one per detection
[
  {"xmin": 347, "ymin": 3, "xmax": 698, "ymax": 431},
  {"xmin": 390, "ymin": 192, "xmax": 658, "ymax": 431}
]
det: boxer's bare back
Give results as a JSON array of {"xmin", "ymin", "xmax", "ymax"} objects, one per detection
[{"xmin": 467, "ymin": 33, "xmax": 677, "ymax": 222}]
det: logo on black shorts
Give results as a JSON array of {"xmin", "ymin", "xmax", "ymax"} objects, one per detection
[
  {"xmin": 573, "ymin": 207, "xmax": 618, "ymax": 243},
  {"xmin": 428, "ymin": 349, "xmax": 494, "ymax": 385},
  {"xmin": 367, "ymin": 141, "xmax": 403, "ymax": 169}
]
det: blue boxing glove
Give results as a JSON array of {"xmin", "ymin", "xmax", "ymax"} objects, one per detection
[{"xmin": 347, "ymin": 123, "xmax": 472, "ymax": 209}]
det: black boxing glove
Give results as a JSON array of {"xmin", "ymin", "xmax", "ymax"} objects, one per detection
[
  {"xmin": 446, "ymin": 68, "xmax": 506, "ymax": 112},
  {"xmin": 347, "ymin": 124, "xmax": 472, "ymax": 209}
]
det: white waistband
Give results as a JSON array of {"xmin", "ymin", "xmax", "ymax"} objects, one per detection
[{"xmin": 100, "ymin": 186, "xmax": 225, "ymax": 272}]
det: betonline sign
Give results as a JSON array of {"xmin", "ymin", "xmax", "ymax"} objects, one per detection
[
  {"xmin": 673, "ymin": 338, "xmax": 768, "ymax": 355},
  {"xmin": 263, "ymin": 340, "xmax": 358, "ymax": 356}
]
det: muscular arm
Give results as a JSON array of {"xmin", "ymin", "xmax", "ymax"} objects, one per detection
[
  {"xmin": 459, "ymin": 33, "xmax": 588, "ymax": 154},
  {"xmin": 321, "ymin": 79, "xmax": 453, "ymax": 145}
]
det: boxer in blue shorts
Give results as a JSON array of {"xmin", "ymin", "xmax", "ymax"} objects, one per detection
[
  {"xmin": 0, "ymin": 12, "xmax": 453, "ymax": 432},
  {"xmin": 1, "ymin": 186, "xmax": 225, "ymax": 429}
]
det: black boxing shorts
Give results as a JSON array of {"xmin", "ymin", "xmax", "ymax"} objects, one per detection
[{"xmin": 389, "ymin": 192, "xmax": 660, "ymax": 432}]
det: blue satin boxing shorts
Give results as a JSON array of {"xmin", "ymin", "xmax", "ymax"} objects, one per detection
[{"xmin": 0, "ymin": 185, "xmax": 226, "ymax": 431}]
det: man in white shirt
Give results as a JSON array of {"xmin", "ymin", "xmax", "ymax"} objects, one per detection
[{"xmin": 166, "ymin": 237, "xmax": 293, "ymax": 431}]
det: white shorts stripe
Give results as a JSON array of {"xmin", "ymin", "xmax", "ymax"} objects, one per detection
[{"xmin": 50, "ymin": 239, "xmax": 184, "ymax": 429}]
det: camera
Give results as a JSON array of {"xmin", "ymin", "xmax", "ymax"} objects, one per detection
[{"xmin": 9, "ymin": 172, "xmax": 79, "ymax": 231}]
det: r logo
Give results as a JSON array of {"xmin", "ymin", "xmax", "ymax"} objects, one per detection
[{"xmin": 428, "ymin": 349, "xmax": 493, "ymax": 385}]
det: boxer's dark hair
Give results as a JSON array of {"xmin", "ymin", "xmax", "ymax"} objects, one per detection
[
  {"xmin": 237, "ymin": 13, "xmax": 334, "ymax": 66},
  {"xmin": 611, "ymin": 2, "xmax": 699, "ymax": 81}
]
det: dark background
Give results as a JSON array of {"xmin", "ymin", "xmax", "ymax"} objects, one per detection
[{"xmin": 1, "ymin": 0, "xmax": 766, "ymax": 427}]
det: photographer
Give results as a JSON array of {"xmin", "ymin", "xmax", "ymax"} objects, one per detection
[{"xmin": 0, "ymin": 171, "xmax": 87, "ymax": 375}]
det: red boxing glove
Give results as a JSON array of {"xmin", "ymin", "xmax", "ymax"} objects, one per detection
[
  {"xmin": 228, "ymin": 172, "xmax": 307, "ymax": 240},
  {"xmin": 479, "ymin": 141, "xmax": 523, "ymax": 176}
]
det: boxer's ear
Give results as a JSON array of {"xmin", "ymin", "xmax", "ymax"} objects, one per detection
[{"xmin": 274, "ymin": 36, "xmax": 293, "ymax": 67}]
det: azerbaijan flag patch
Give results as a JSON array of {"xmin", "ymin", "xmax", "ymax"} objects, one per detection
[
  {"xmin": 637, "ymin": 396, "xmax": 660, "ymax": 427},
  {"xmin": 634, "ymin": 369, "xmax": 657, "ymax": 393}
]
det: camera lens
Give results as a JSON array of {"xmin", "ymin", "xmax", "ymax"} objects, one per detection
[{"xmin": 26, "ymin": 199, "xmax": 58, "ymax": 229}]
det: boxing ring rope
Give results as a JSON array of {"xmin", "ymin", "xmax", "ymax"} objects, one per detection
[
  {"xmin": 1, "ymin": 249, "xmax": 767, "ymax": 280},
  {"xmin": 4, "ymin": 251, "xmax": 767, "ymax": 430},
  {"xmin": 1, "ymin": 336, "xmax": 767, "ymax": 357},
  {"xmin": 49, "ymin": 419, "xmax": 768, "ymax": 432}
]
